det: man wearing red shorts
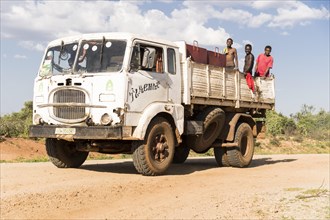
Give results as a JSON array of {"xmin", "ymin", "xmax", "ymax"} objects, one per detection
[
  {"xmin": 255, "ymin": 45, "xmax": 273, "ymax": 77},
  {"xmin": 243, "ymin": 44, "xmax": 255, "ymax": 92}
]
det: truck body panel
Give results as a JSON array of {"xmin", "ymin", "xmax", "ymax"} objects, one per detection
[{"xmin": 176, "ymin": 41, "xmax": 275, "ymax": 109}]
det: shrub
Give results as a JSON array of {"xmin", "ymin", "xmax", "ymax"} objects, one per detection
[
  {"xmin": 292, "ymin": 105, "xmax": 330, "ymax": 141},
  {"xmin": 0, "ymin": 101, "xmax": 32, "ymax": 138},
  {"xmin": 266, "ymin": 110, "xmax": 296, "ymax": 136},
  {"xmin": 266, "ymin": 105, "xmax": 329, "ymax": 143}
]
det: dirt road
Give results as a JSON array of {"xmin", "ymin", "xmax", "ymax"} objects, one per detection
[{"xmin": 1, "ymin": 154, "xmax": 329, "ymax": 219}]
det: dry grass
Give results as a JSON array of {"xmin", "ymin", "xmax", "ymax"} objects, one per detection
[{"xmin": 255, "ymin": 136, "xmax": 330, "ymax": 155}]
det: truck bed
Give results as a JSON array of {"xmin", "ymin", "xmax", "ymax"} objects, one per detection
[{"xmin": 180, "ymin": 59, "xmax": 275, "ymax": 110}]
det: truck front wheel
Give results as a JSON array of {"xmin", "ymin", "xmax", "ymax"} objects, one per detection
[
  {"xmin": 46, "ymin": 138, "xmax": 89, "ymax": 168},
  {"xmin": 132, "ymin": 117, "xmax": 175, "ymax": 176},
  {"xmin": 226, "ymin": 123, "xmax": 254, "ymax": 168}
]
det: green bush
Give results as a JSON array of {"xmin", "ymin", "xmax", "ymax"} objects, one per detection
[
  {"xmin": 292, "ymin": 105, "xmax": 330, "ymax": 141},
  {"xmin": 266, "ymin": 110, "xmax": 296, "ymax": 136},
  {"xmin": 266, "ymin": 105, "xmax": 329, "ymax": 142},
  {"xmin": 0, "ymin": 101, "xmax": 32, "ymax": 138}
]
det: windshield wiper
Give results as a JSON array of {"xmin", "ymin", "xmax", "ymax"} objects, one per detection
[
  {"xmin": 99, "ymin": 36, "xmax": 105, "ymax": 66},
  {"xmin": 58, "ymin": 40, "xmax": 64, "ymax": 65}
]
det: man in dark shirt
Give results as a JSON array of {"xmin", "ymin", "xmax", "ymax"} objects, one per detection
[
  {"xmin": 243, "ymin": 44, "xmax": 255, "ymax": 92},
  {"xmin": 244, "ymin": 44, "xmax": 254, "ymax": 75}
]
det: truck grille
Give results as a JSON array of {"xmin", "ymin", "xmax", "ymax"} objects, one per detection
[{"xmin": 53, "ymin": 89, "xmax": 86, "ymax": 120}]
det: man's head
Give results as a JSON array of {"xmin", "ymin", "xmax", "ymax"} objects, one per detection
[
  {"xmin": 245, "ymin": 44, "xmax": 252, "ymax": 54},
  {"xmin": 226, "ymin": 38, "xmax": 233, "ymax": 48},
  {"xmin": 264, "ymin": 45, "xmax": 272, "ymax": 56}
]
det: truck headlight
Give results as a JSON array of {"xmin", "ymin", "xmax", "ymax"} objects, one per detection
[
  {"xmin": 100, "ymin": 113, "xmax": 112, "ymax": 125},
  {"xmin": 33, "ymin": 114, "xmax": 44, "ymax": 125},
  {"xmin": 99, "ymin": 94, "xmax": 115, "ymax": 102}
]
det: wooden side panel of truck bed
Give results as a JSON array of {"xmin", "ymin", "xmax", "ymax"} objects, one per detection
[{"xmin": 181, "ymin": 59, "xmax": 275, "ymax": 110}]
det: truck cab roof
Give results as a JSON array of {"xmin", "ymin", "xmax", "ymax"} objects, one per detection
[{"xmin": 47, "ymin": 32, "xmax": 180, "ymax": 48}]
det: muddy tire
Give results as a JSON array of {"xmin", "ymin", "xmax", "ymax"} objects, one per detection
[
  {"xmin": 226, "ymin": 123, "xmax": 254, "ymax": 168},
  {"xmin": 46, "ymin": 138, "xmax": 89, "ymax": 168},
  {"xmin": 189, "ymin": 107, "xmax": 225, "ymax": 153},
  {"xmin": 214, "ymin": 146, "xmax": 230, "ymax": 167},
  {"xmin": 131, "ymin": 141, "xmax": 144, "ymax": 174},
  {"xmin": 132, "ymin": 117, "xmax": 175, "ymax": 176},
  {"xmin": 173, "ymin": 144, "xmax": 190, "ymax": 164}
]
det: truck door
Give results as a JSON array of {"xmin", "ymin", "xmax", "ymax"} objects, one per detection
[
  {"xmin": 165, "ymin": 47, "xmax": 181, "ymax": 105},
  {"xmin": 127, "ymin": 42, "xmax": 169, "ymax": 112}
]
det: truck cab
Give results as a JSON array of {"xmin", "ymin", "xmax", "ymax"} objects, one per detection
[{"xmin": 31, "ymin": 33, "xmax": 184, "ymax": 140}]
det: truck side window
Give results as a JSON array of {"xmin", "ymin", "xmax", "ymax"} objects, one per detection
[
  {"xmin": 155, "ymin": 48, "xmax": 163, "ymax": 73},
  {"xmin": 167, "ymin": 48, "xmax": 176, "ymax": 74},
  {"xmin": 132, "ymin": 44, "xmax": 163, "ymax": 73}
]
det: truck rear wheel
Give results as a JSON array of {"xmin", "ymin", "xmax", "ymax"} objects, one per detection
[
  {"xmin": 132, "ymin": 117, "xmax": 175, "ymax": 176},
  {"xmin": 46, "ymin": 138, "xmax": 89, "ymax": 168},
  {"xmin": 214, "ymin": 145, "xmax": 230, "ymax": 167},
  {"xmin": 226, "ymin": 123, "xmax": 254, "ymax": 168},
  {"xmin": 189, "ymin": 107, "xmax": 225, "ymax": 153},
  {"xmin": 173, "ymin": 144, "xmax": 190, "ymax": 164}
]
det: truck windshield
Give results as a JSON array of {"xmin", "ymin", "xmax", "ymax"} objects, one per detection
[
  {"xmin": 39, "ymin": 39, "xmax": 127, "ymax": 76},
  {"xmin": 39, "ymin": 42, "xmax": 78, "ymax": 76},
  {"xmin": 76, "ymin": 39, "xmax": 126, "ymax": 73}
]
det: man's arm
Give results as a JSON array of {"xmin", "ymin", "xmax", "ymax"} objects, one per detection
[
  {"xmin": 265, "ymin": 56, "xmax": 274, "ymax": 76},
  {"xmin": 234, "ymin": 48, "xmax": 239, "ymax": 69}
]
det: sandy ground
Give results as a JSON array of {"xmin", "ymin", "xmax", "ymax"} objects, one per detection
[
  {"xmin": 0, "ymin": 138, "xmax": 46, "ymax": 161},
  {"xmin": 1, "ymin": 154, "xmax": 329, "ymax": 220}
]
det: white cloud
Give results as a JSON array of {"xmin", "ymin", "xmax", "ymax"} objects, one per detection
[
  {"xmin": 1, "ymin": 1, "xmax": 232, "ymax": 48},
  {"xmin": 251, "ymin": 1, "xmax": 297, "ymax": 10},
  {"xmin": 214, "ymin": 1, "xmax": 329, "ymax": 29},
  {"xmin": 14, "ymin": 54, "xmax": 27, "ymax": 59},
  {"xmin": 268, "ymin": 2, "xmax": 330, "ymax": 28},
  {"xmin": 248, "ymin": 13, "xmax": 273, "ymax": 28},
  {"xmin": 1, "ymin": 0, "xmax": 329, "ymax": 50},
  {"xmin": 213, "ymin": 8, "xmax": 272, "ymax": 28}
]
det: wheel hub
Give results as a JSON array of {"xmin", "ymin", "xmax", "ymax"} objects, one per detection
[{"xmin": 153, "ymin": 134, "xmax": 168, "ymax": 161}]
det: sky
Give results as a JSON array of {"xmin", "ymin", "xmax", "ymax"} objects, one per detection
[{"xmin": 1, "ymin": 0, "xmax": 329, "ymax": 116}]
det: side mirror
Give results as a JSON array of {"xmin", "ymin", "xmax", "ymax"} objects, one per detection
[
  {"xmin": 129, "ymin": 45, "xmax": 141, "ymax": 72},
  {"xmin": 142, "ymin": 47, "xmax": 156, "ymax": 69}
]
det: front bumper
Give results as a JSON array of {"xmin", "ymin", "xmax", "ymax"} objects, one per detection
[{"xmin": 29, "ymin": 125, "xmax": 131, "ymax": 140}]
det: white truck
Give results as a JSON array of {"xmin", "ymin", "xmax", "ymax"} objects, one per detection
[{"xmin": 29, "ymin": 32, "xmax": 275, "ymax": 175}]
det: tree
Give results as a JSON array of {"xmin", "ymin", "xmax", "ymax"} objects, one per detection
[{"xmin": 0, "ymin": 101, "xmax": 33, "ymax": 137}]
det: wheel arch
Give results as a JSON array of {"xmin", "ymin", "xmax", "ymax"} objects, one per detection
[
  {"xmin": 225, "ymin": 113, "xmax": 257, "ymax": 142},
  {"xmin": 132, "ymin": 103, "xmax": 184, "ymax": 144}
]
